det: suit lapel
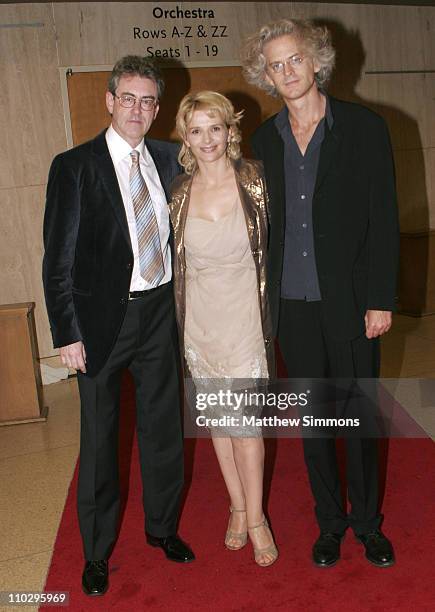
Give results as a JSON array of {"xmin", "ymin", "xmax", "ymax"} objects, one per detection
[
  {"xmin": 314, "ymin": 100, "xmax": 343, "ymax": 195},
  {"xmin": 146, "ymin": 140, "xmax": 172, "ymax": 201},
  {"xmin": 266, "ymin": 125, "xmax": 286, "ymax": 227},
  {"xmin": 235, "ymin": 160, "xmax": 259, "ymax": 249},
  {"xmin": 91, "ymin": 130, "xmax": 132, "ymax": 249},
  {"xmin": 169, "ymin": 175, "xmax": 192, "ymax": 238}
]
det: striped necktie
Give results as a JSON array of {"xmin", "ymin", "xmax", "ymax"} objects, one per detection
[{"xmin": 129, "ymin": 150, "xmax": 165, "ymax": 287}]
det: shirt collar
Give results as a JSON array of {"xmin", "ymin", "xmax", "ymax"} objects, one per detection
[
  {"xmin": 106, "ymin": 124, "xmax": 149, "ymax": 164},
  {"xmin": 274, "ymin": 90, "xmax": 334, "ymax": 135}
]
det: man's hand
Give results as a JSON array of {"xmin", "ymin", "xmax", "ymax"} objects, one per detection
[
  {"xmin": 364, "ymin": 310, "xmax": 392, "ymax": 339},
  {"xmin": 60, "ymin": 341, "xmax": 87, "ymax": 373}
]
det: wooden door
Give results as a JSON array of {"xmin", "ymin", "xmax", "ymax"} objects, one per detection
[{"xmin": 66, "ymin": 65, "xmax": 282, "ymax": 155}]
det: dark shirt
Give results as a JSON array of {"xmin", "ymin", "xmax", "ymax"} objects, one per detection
[{"xmin": 275, "ymin": 94, "xmax": 334, "ymax": 300}]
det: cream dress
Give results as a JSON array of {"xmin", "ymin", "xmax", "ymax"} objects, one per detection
[{"xmin": 184, "ymin": 197, "xmax": 268, "ymax": 435}]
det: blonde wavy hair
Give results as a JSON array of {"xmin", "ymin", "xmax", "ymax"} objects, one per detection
[
  {"xmin": 241, "ymin": 19, "xmax": 336, "ymax": 96},
  {"xmin": 176, "ymin": 91, "xmax": 243, "ymax": 175}
]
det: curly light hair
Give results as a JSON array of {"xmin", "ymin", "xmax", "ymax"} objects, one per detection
[
  {"xmin": 176, "ymin": 91, "xmax": 243, "ymax": 175},
  {"xmin": 241, "ymin": 19, "xmax": 336, "ymax": 96}
]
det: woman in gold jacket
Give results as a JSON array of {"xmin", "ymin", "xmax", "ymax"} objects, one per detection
[{"xmin": 169, "ymin": 91, "xmax": 277, "ymax": 567}]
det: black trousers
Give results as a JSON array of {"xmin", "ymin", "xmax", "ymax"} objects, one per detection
[
  {"xmin": 77, "ymin": 284, "xmax": 184, "ymax": 560},
  {"xmin": 278, "ymin": 299, "xmax": 382, "ymax": 535}
]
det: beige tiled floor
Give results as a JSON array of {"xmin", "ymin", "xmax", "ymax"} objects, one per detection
[
  {"xmin": 0, "ymin": 313, "xmax": 434, "ymax": 607},
  {"xmin": 0, "ymin": 379, "xmax": 80, "ymax": 611}
]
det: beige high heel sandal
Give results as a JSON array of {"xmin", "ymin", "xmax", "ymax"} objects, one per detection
[
  {"xmin": 225, "ymin": 507, "xmax": 248, "ymax": 550},
  {"xmin": 248, "ymin": 517, "xmax": 278, "ymax": 567}
]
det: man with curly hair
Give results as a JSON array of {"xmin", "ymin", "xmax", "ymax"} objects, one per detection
[{"xmin": 242, "ymin": 19, "xmax": 398, "ymax": 568}]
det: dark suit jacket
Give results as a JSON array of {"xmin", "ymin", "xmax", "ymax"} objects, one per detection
[
  {"xmin": 42, "ymin": 129, "xmax": 180, "ymax": 377},
  {"xmin": 251, "ymin": 96, "xmax": 400, "ymax": 341}
]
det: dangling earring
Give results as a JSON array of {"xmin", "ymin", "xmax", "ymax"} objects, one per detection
[
  {"xmin": 184, "ymin": 144, "xmax": 197, "ymax": 172},
  {"xmin": 184, "ymin": 144, "xmax": 193, "ymax": 163},
  {"xmin": 227, "ymin": 136, "xmax": 237, "ymax": 159},
  {"xmin": 226, "ymin": 131, "xmax": 233, "ymax": 159}
]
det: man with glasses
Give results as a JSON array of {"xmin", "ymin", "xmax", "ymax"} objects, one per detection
[
  {"xmin": 43, "ymin": 55, "xmax": 194, "ymax": 596},
  {"xmin": 242, "ymin": 20, "xmax": 399, "ymax": 568}
]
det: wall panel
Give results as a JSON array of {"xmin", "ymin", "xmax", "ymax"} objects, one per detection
[
  {"xmin": 0, "ymin": 186, "xmax": 50, "ymax": 356},
  {"xmin": 0, "ymin": 4, "xmax": 66, "ymax": 188},
  {"xmin": 395, "ymin": 148, "xmax": 433, "ymax": 231}
]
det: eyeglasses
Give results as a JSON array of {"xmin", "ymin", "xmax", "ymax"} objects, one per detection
[
  {"xmin": 268, "ymin": 55, "xmax": 304, "ymax": 74},
  {"xmin": 113, "ymin": 93, "xmax": 157, "ymax": 111}
]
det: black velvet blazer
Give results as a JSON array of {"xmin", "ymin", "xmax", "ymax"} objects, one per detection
[
  {"xmin": 251, "ymin": 96, "xmax": 400, "ymax": 341},
  {"xmin": 42, "ymin": 129, "xmax": 180, "ymax": 376}
]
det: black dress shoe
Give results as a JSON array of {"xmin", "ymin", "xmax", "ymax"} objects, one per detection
[
  {"xmin": 312, "ymin": 532, "xmax": 344, "ymax": 567},
  {"xmin": 82, "ymin": 560, "xmax": 108, "ymax": 596},
  {"xmin": 356, "ymin": 530, "xmax": 395, "ymax": 567},
  {"xmin": 146, "ymin": 533, "xmax": 195, "ymax": 563}
]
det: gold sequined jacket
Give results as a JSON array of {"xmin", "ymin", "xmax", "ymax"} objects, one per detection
[{"xmin": 169, "ymin": 158, "xmax": 275, "ymax": 378}]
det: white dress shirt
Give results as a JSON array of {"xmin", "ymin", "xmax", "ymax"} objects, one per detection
[{"xmin": 106, "ymin": 125, "xmax": 172, "ymax": 291}]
